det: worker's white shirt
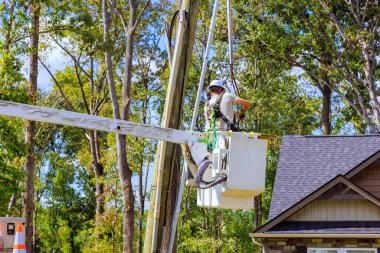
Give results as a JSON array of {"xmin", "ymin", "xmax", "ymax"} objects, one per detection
[{"xmin": 204, "ymin": 92, "xmax": 238, "ymax": 130}]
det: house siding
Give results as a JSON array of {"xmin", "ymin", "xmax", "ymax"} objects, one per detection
[
  {"xmin": 266, "ymin": 238, "xmax": 380, "ymax": 253},
  {"xmin": 288, "ymin": 200, "xmax": 380, "ymax": 221},
  {"xmin": 351, "ymin": 162, "xmax": 380, "ymax": 199}
]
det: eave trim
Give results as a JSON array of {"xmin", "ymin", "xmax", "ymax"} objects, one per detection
[{"xmin": 250, "ymin": 233, "xmax": 380, "ymax": 239}]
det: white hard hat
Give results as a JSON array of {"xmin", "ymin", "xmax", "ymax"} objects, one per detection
[{"xmin": 207, "ymin": 80, "xmax": 225, "ymax": 91}]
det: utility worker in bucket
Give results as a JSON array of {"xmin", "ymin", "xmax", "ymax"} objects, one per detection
[
  {"xmin": 204, "ymin": 80, "xmax": 251, "ymax": 131},
  {"xmin": 193, "ymin": 80, "xmax": 252, "ymax": 189}
]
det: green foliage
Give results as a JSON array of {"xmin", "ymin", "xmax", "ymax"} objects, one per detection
[
  {"xmin": 36, "ymin": 151, "xmax": 95, "ymax": 252},
  {"xmin": 0, "ymin": 116, "xmax": 25, "ymax": 215},
  {"xmin": 240, "ymin": 0, "xmax": 380, "ymax": 132},
  {"xmin": 0, "ymin": 0, "xmax": 30, "ymax": 216},
  {"xmin": 2, "ymin": 0, "xmax": 378, "ymax": 251},
  {"xmin": 0, "ymin": 53, "xmax": 27, "ymax": 101},
  {"xmin": 178, "ymin": 189, "xmax": 260, "ymax": 252},
  {"xmin": 80, "ymin": 209, "xmax": 124, "ymax": 253}
]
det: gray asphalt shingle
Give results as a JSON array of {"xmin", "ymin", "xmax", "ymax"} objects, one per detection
[{"xmin": 269, "ymin": 135, "xmax": 380, "ymax": 220}]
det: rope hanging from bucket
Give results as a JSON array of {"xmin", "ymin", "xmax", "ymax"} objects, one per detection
[{"xmin": 226, "ymin": 0, "xmax": 240, "ymax": 96}]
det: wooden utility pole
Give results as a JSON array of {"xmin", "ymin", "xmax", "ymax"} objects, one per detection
[{"xmin": 143, "ymin": 0, "xmax": 199, "ymax": 251}]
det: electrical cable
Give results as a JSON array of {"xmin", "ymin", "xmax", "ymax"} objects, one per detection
[{"xmin": 168, "ymin": 10, "xmax": 181, "ymax": 50}]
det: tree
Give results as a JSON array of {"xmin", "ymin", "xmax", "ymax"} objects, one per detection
[
  {"xmin": 39, "ymin": 0, "xmax": 107, "ymax": 224},
  {"xmin": 0, "ymin": 0, "xmax": 29, "ymax": 216},
  {"xmin": 127, "ymin": 4, "xmax": 167, "ymax": 251},
  {"xmin": 0, "ymin": 116, "xmax": 25, "ymax": 215},
  {"xmin": 102, "ymin": 0, "xmax": 149, "ymax": 250},
  {"xmin": 249, "ymin": 0, "xmax": 380, "ymax": 133},
  {"xmin": 24, "ymin": 1, "xmax": 40, "ymax": 252}
]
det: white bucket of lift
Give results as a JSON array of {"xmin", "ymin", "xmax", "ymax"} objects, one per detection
[{"xmin": 197, "ymin": 132, "xmax": 268, "ymax": 209}]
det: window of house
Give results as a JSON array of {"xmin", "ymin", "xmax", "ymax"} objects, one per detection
[
  {"xmin": 308, "ymin": 249, "xmax": 376, "ymax": 253},
  {"xmin": 309, "ymin": 250, "xmax": 338, "ymax": 253}
]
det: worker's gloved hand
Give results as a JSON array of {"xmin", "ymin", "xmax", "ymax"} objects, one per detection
[{"xmin": 209, "ymin": 94, "xmax": 222, "ymax": 109}]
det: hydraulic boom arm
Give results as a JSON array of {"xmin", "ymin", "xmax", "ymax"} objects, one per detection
[{"xmin": 0, "ymin": 100, "xmax": 202, "ymax": 145}]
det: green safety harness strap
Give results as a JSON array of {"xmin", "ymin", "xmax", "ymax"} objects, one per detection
[
  {"xmin": 198, "ymin": 108, "xmax": 218, "ymax": 151},
  {"xmin": 208, "ymin": 108, "xmax": 218, "ymax": 150}
]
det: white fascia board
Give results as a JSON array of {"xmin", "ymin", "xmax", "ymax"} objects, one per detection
[{"xmin": 250, "ymin": 233, "xmax": 380, "ymax": 239}]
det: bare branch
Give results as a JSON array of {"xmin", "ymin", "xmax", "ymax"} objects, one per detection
[
  {"xmin": 38, "ymin": 57, "xmax": 75, "ymax": 111},
  {"xmin": 74, "ymin": 63, "xmax": 90, "ymax": 114},
  {"xmin": 130, "ymin": 0, "xmax": 151, "ymax": 35},
  {"xmin": 344, "ymin": 0, "xmax": 362, "ymax": 26},
  {"xmin": 318, "ymin": 0, "xmax": 356, "ymax": 51},
  {"xmin": 110, "ymin": 0, "xmax": 116, "ymax": 19},
  {"xmin": 53, "ymin": 38, "xmax": 92, "ymax": 79},
  {"xmin": 362, "ymin": 0, "xmax": 370, "ymax": 24},
  {"xmin": 114, "ymin": 5, "xmax": 128, "ymax": 33},
  {"xmin": 13, "ymin": 27, "xmax": 71, "ymax": 43}
]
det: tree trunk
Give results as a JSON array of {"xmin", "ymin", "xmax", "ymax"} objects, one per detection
[
  {"xmin": 7, "ymin": 193, "xmax": 19, "ymax": 215},
  {"xmin": 137, "ymin": 94, "xmax": 149, "ymax": 253},
  {"xmin": 25, "ymin": 4, "xmax": 40, "ymax": 253},
  {"xmin": 321, "ymin": 84, "xmax": 331, "ymax": 135},
  {"xmin": 33, "ymin": 199, "xmax": 38, "ymax": 252},
  {"xmin": 254, "ymin": 194, "xmax": 262, "ymax": 228},
  {"xmin": 320, "ymin": 53, "xmax": 332, "ymax": 136},
  {"xmin": 102, "ymin": 0, "xmax": 135, "ymax": 251},
  {"xmin": 3, "ymin": 0, "xmax": 14, "ymax": 52},
  {"xmin": 116, "ymin": 135, "xmax": 134, "ymax": 253},
  {"xmin": 361, "ymin": 41, "xmax": 380, "ymax": 130},
  {"xmin": 68, "ymin": 218, "xmax": 75, "ymax": 253},
  {"xmin": 120, "ymin": 0, "xmax": 137, "ymax": 251},
  {"xmin": 121, "ymin": 0, "xmax": 136, "ymax": 121},
  {"xmin": 88, "ymin": 130, "xmax": 105, "ymax": 218}
]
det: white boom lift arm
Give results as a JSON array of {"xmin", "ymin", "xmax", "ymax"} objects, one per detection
[
  {"xmin": 0, "ymin": 100, "xmax": 214, "ymax": 172},
  {"xmin": 0, "ymin": 100, "xmax": 201, "ymax": 145},
  {"xmin": 0, "ymin": 100, "xmax": 217, "ymax": 183}
]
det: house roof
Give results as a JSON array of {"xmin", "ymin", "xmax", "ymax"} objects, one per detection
[
  {"xmin": 254, "ymin": 175, "xmax": 380, "ymax": 234},
  {"xmin": 269, "ymin": 135, "xmax": 380, "ymax": 220}
]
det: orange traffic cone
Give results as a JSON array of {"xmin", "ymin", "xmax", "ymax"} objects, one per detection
[{"xmin": 12, "ymin": 223, "xmax": 25, "ymax": 253}]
